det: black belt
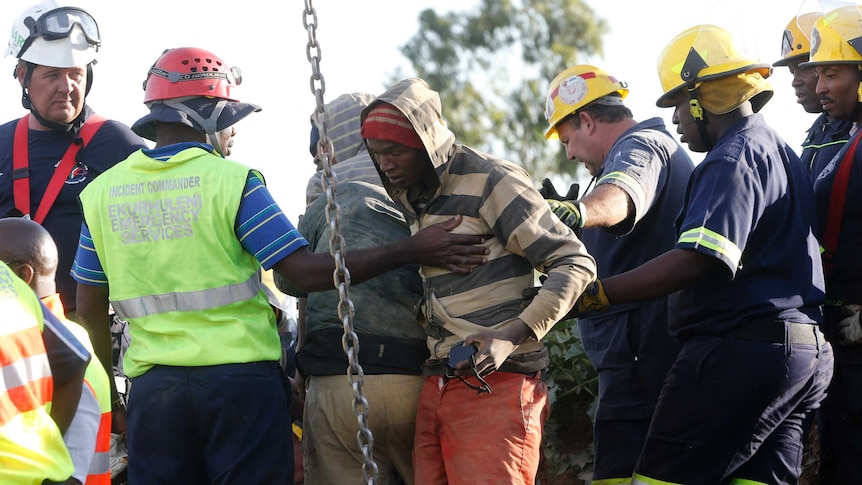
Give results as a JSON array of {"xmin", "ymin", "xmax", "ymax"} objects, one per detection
[
  {"xmin": 421, "ymin": 359, "xmax": 545, "ymax": 379},
  {"xmin": 732, "ymin": 320, "xmax": 819, "ymax": 345}
]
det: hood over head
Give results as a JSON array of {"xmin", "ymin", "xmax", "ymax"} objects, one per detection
[{"xmin": 360, "ymin": 78, "xmax": 456, "ymax": 200}]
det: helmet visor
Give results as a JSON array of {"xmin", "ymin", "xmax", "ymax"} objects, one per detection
[{"xmin": 22, "ymin": 7, "xmax": 100, "ymax": 55}]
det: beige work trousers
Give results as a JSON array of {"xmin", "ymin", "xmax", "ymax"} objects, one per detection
[{"xmin": 302, "ymin": 374, "xmax": 423, "ymax": 485}]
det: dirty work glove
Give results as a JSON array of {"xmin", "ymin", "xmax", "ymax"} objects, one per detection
[
  {"xmin": 521, "ymin": 286, "xmax": 540, "ymax": 311},
  {"xmin": 548, "ymin": 199, "xmax": 586, "ymax": 234},
  {"xmin": 524, "ymin": 279, "xmax": 609, "ymax": 321},
  {"xmin": 837, "ymin": 304, "xmax": 862, "ymax": 346},
  {"xmin": 539, "ymin": 178, "xmax": 580, "ymax": 201},
  {"xmin": 571, "ymin": 279, "xmax": 609, "ymax": 319}
]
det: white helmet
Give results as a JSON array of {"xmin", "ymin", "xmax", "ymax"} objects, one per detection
[{"xmin": 6, "ymin": 1, "xmax": 100, "ymax": 68}]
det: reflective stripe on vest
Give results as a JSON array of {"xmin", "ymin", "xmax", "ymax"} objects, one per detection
[
  {"xmin": 85, "ymin": 411, "xmax": 111, "ymax": 484},
  {"xmin": 0, "ymin": 288, "xmax": 52, "ymax": 426},
  {"xmin": 111, "ymin": 270, "xmax": 262, "ymax": 319},
  {"xmin": 84, "ymin": 383, "xmax": 111, "ymax": 484},
  {"xmin": 0, "ymin": 349, "xmax": 52, "ymax": 424}
]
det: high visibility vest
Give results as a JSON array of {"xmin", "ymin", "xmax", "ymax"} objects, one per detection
[
  {"xmin": 79, "ymin": 147, "xmax": 280, "ymax": 378},
  {"xmin": 0, "ymin": 263, "xmax": 74, "ymax": 484},
  {"xmin": 43, "ymin": 294, "xmax": 111, "ymax": 485}
]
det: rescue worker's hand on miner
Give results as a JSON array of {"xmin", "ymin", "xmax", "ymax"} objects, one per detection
[
  {"xmin": 548, "ymin": 199, "xmax": 586, "ymax": 234},
  {"xmin": 837, "ymin": 304, "xmax": 862, "ymax": 346},
  {"xmin": 409, "ymin": 215, "xmax": 489, "ymax": 274}
]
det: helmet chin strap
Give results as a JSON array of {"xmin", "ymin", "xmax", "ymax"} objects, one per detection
[
  {"xmin": 164, "ymin": 98, "xmax": 228, "ymax": 157},
  {"xmin": 857, "ymin": 67, "xmax": 862, "ymax": 102},
  {"xmin": 687, "ymin": 85, "xmax": 714, "ymax": 151}
]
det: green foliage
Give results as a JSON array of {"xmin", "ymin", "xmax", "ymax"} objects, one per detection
[
  {"xmin": 397, "ymin": 0, "xmax": 606, "ymax": 180},
  {"xmin": 541, "ymin": 317, "xmax": 598, "ymax": 479}
]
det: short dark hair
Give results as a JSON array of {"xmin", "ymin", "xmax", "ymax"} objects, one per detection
[{"xmin": 562, "ymin": 96, "xmax": 633, "ymax": 129}]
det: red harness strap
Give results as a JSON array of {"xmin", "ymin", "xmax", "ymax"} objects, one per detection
[
  {"xmin": 821, "ymin": 130, "xmax": 862, "ymax": 278},
  {"xmin": 12, "ymin": 113, "xmax": 107, "ymax": 223}
]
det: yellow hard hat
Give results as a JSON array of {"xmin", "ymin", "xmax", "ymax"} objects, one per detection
[
  {"xmin": 543, "ymin": 65, "xmax": 628, "ymax": 140},
  {"xmin": 656, "ymin": 24, "xmax": 772, "ymax": 108},
  {"xmin": 774, "ymin": 13, "xmax": 820, "ymax": 66},
  {"xmin": 802, "ymin": 5, "xmax": 862, "ymax": 67}
]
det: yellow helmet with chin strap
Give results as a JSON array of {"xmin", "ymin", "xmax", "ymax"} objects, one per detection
[
  {"xmin": 656, "ymin": 24, "xmax": 773, "ymax": 151},
  {"xmin": 543, "ymin": 65, "xmax": 628, "ymax": 140},
  {"xmin": 801, "ymin": 4, "xmax": 862, "ymax": 100},
  {"xmin": 656, "ymin": 24, "xmax": 772, "ymax": 110},
  {"xmin": 774, "ymin": 12, "xmax": 821, "ymax": 67}
]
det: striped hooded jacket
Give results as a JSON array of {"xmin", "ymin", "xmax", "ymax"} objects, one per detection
[{"xmin": 360, "ymin": 78, "xmax": 597, "ymax": 372}]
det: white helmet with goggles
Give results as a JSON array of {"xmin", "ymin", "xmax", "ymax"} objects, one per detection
[{"xmin": 6, "ymin": 1, "xmax": 100, "ymax": 68}]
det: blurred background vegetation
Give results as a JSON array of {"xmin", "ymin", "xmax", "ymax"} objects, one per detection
[{"xmin": 394, "ymin": 0, "xmax": 605, "ymax": 187}]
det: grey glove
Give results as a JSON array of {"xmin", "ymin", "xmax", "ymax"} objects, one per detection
[{"xmin": 837, "ymin": 304, "xmax": 862, "ymax": 346}]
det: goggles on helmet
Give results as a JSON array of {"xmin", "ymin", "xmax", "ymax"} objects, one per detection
[
  {"xmin": 19, "ymin": 7, "xmax": 100, "ymax": 57},
  {"xmin": 148, "ymin": 65, "xmax": 243, "ymax": 87}
]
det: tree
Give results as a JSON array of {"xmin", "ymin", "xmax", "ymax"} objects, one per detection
[{"xmin": 398, "ymin": 0, "xmax": 606, "ymax": 182}]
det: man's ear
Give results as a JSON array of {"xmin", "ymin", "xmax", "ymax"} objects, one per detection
[
  {"xmin": 579, "ymin": 111, "xmax": 597, "ymax": 135},
  {"xmin": 15, "ymin": 63, "xmax": 26, "ymax": 86},
  {"xmin": 10, "ymin": 262, "xmax": 35, "ymax": 285}
]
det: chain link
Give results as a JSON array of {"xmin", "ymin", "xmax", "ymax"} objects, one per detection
[{"xmin": 302, "ymin": 1, "xmax": 379, "ymax": 483}]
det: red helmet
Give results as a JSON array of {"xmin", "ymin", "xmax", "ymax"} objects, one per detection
[{"xmin": 143, "ymin": 47, "xmax": 242, "ymax": 103}]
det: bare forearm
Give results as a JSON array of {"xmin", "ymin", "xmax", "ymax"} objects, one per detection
[
  {"xmin": 581, "ymin": 183, "xmax": 632, "ymax": 229},
  {"xmin": 602, "ymin": 248, "xmax": 723, "ymax": 304},
  {"xmin": 76, "ymin": 285, "xmax": 115, "ymax": 401},
  {"xmin": 274, "ymin": 240, "xmax": 414, "ymax": 293},
  {"xmin": 274, "ymin": 215, "xmax": 488, "ymax": 293},
  {"xmin": 77, "ymin": 311, "xmax": 112, "ymax": 392}
]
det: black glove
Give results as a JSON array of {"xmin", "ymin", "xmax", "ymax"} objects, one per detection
[
  {"xmin": 520, "ymin": 275, "xmax": 547, "ymax": 310},
  {"xmin": 521, "ymin": 286, "xmax": 540, "ymax": 311},
  {"xmin": 539, "ymin": 177, "xmax": 580, "ymax": 201}
]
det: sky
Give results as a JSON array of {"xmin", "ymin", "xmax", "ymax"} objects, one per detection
[{"xmin": 0, "ymin": 0, "xmax": 824, "ymax": 223}]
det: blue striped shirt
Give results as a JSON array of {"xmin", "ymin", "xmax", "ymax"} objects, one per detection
[{"xmin": 71, "ymin": 143, "xmax": 307, "ymax": 286}]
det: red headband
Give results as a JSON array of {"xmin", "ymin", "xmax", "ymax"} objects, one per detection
[{"xmin": 361, "ymin": 104, "xmax": 424, "ymax": 149}]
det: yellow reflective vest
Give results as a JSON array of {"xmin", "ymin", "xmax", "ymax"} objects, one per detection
[{"xmin": 79, "ymin": 147, "xmax": 281, "ymax": 378}]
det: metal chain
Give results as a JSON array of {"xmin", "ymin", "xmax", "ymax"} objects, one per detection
[{"xmin": 302, "ymin": 2, "xmax": 379, "ymax": 483}]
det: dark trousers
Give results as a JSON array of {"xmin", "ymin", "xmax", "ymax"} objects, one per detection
[
  {"xmin": 127, "ymin": 362, "xmax": 294, "ymax": 484},
  {"xmin": 818, "ymin": 343, "xmax": 862, "ymax": 484},
  {"xmin": 634, "ymin": 330, "xmax": 833, "ymax": 485}
]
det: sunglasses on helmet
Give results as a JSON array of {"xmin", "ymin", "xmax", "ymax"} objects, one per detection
[{"xmin": 20, "ymin": 7, "xmax": 100, "ymax": 56}]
